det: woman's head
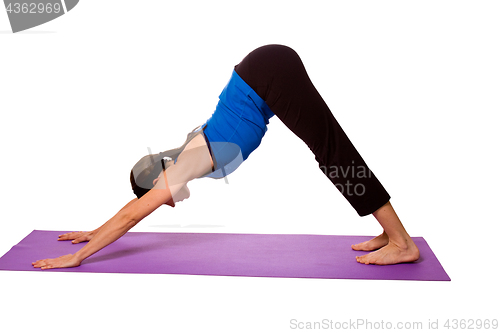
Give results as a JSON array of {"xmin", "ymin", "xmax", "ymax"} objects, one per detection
[
  {"xmin": 130, "ymin": 154, "xmax": 173, "ymax": 198},
  {"xmin": 130, "ymin": 126, "xmax": 204, "ymax": 198}
]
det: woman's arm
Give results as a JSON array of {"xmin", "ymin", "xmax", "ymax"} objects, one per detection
[
  {"xmin": 57, "ymin": 198, "xmax": 139, "ymax": 244},
  {"xmin": 32, "ymin": 185, "xmax": 173, "ymax": 269},
  {"xmin": 32, "ymin": 133, "xmax": 213, "ymax": 270},
  {"xmin": 74, "ymin": 186, "xmax": 173, "ymax": 263}
]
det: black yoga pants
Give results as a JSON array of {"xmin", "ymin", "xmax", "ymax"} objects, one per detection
[{"xmin": 234, "ymin": 44, "xmax": 390, "ymax": 216}]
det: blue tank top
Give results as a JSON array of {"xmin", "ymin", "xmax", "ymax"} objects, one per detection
[{"xmin": 202, "ymin": 70, "xmax": 274, "ymax": 179}]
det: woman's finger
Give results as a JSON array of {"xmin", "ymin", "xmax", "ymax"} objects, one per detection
[
  {"xmin": 72, "ymin": 234, "xmax": 90, "ymax": 244},
  {"xmin": 33, "ymin": 258, "xmax": 55, "ymax": 268},
  {"xmin": 38, "ymin": 259, "xmax": 55, "ymax": 269},
  {"xmin": 58, "ymin": 232, "xmax": 81, "ymax": 241},
  {"xmin": 72, "ymin": 237, "xmax": 83, "ymax": 244},
  {"xmin": 32, "ymin": 259, "xmax": 45, "ymax": 268},
  {"xmin": 58, "ymin": 232, "xmax": 73, "ymax": 240}
]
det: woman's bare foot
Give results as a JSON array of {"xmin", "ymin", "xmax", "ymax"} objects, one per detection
[
  {"xmin": 355, "ymin": 237, "xmax": 420, "ymax": 265},
  {"xmin": 353, "ymin": 201, "xmax": 420, "ymax": 265},
  {"xmin": 351, "ymin": 231, "xmax": 389, "ymax": 251}
]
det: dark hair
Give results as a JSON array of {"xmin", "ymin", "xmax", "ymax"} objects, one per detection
[{"xmin": 130, "ymin": 154, "xmax": 167, "ymax": 199}]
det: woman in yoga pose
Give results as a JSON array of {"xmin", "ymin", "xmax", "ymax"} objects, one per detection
[{"xmin": 32, "ymin": 45, "xmax": 419, "ymax": 270}]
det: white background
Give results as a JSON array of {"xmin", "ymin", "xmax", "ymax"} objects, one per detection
[{"xmin": 1, "ymin": 1, "xmax": 499, "ymax": 332}]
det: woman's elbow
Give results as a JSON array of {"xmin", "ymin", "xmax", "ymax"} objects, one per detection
[{"xmin": 119, "ymin": 211, "xmax": 141, "ymax": 231}]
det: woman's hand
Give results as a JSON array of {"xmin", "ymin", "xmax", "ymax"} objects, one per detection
[
  {"xmin": 58, "ymin": 231, "xmax": 96, "ymax": 244},
  {"xmin": 32, "ymin": 254, "xmax": 81, "ymax": 270}
]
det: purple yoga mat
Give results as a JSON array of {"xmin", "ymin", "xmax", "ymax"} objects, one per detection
[{"xmin": 0, "ymin": 230, "xmax": 450, "ymax": 281}]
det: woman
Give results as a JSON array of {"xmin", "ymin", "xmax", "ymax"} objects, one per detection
[{"xmin": 32, "ymin": 45, "xmax": 419, "ymax": 269}]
